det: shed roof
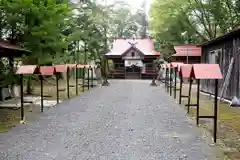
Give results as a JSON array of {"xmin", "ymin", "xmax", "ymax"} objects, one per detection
[
  {"xmin": 106, "ymin": 38, "xmax": 160, "ymax": 56},
  {"xmin": 171, "ymin": 45, "xmax": 201, "ymax": 57},
  {"xmin": 0, "ymin": 40, "xmax": 31, "ymax": 57},
  {"xmin": 200, "ymin": 28, "xmax": 240, "ymax": 47}
]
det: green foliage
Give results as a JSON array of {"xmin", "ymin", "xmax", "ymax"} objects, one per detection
[
  {"xmin": 149, "ymin": 0, "xmax": 240, "ymax": 59},
  {"xmin": 0, "ymin": 0, "xmax": 71, "ymax": 64},
  {"xmin": 0, "ymin": 0, "xmax": 153, "ymax": 89}
]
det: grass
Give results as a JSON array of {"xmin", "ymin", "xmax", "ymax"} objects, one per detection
[
  {"xmin": 0, "ymin": 78, "xmax": 94, "ymax": 133},
  {"xmin": 172, "ymin": 82, "xmax": 240, "ymax": 160},
  {"xmin": 0, "ymin": 104, "xmax": 35, "ymax": 133}
]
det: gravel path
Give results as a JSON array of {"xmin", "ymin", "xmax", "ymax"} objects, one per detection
[{"xmin": 0, "ymin": 80, "xmax": 219, "ymax": 160}]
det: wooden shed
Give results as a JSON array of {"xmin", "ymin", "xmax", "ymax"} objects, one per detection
[
  {"xmin": 169, "ymin": 44, "xmax": 201, "ymax": 64},
  {"xmin": 0, "ymin": 40, "xmax": 31, "ymax": 101},
  {"xmin": 200, "ymin": 28, "xmax": 240, "ymax": 100}
]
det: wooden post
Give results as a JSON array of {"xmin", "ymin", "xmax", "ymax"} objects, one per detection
[
  {"xmin": 82, "ymin": 67, "xmax": 85, "ymax": 92},
  {"xmin": 91, "ymin": 67, "xmax": 93, "ymax": 88},
  {"xmin": 170, "ymin": 67, "xmax": 172, "ymax": 96},
  {"xmin": 56, "ymin": 74, "xmax": 59, "ymax": 104},
  {"xmin": 213, "ymin": 79, "xmax": 219, "ymax": 143},
  {"xmin": 76, "ymin": 67, "xmax": 78, "ymax": 95},
  {"xmin": 166, "ymin": 68, "xmax": 169, "ymax": 92},
  {"xmin": 20, "ymin": 74, "xmax": 24, "ymax": 121},
  {"xmin": 87, "ymin": 67, "xmax": 90, "ymax": 90},
  {"xmin": 187, "ymin": 79, "xmax": 193, "ymax": 114},
  {"xmin": 67, "ymin": 67, "xmax": 70, "ymax": 98},
  {"xmin": 174, "ymin": 69, "xmax": 177, "ymax": 99},
  {"xmin": 40, "ymin": 75, "xmax": 43, "ymax": 112},
  {"xmin": 179, "ymin": 77, "xmax": 183, "ymax": 104},
  {"xmin": 196, "ymin": 79, "xmax": 200, "ymax": 125}
]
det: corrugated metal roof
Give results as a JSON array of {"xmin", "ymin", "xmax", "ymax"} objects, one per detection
[
  {"xmin": 106, "ymin": 38, "xmax": 160, "ymax": 56},
  {"xmin": 191, "ymin": 64, "xmax": 223, "ymax": 79},
  {"xmin": 200, "ymin": 27, "xmax": 240, "ymax": 47},
  {"xmin": 179, "ymin": 64, "xmax": 193, "ymax": 78},
  {"xmin": 172, "ymin": 45, "xmax": 201, "ymax": 57},
  {"xmin": 16, "ymin": 65, "xmax": 38, "ymax": 75},
  {"xmin": 40, "ymin": 66, "xmax": 56, "ymax": 76}
]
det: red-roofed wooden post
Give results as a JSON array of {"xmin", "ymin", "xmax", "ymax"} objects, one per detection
[
  {"xmin": 165, "ymin": 67, "xmax": 169, "ymax": 92},
  {"xmin": 213, "ymin": 79, "xmax": 219, "ymax": 142},
  {"xmin": 75, "ymin": 65, "xmax": 78, "ymax": 95},
  {"xmin": 91, "ymin": 66, "xmax": 94, "ymax": 88},
  {"xmin": 191, "ymin": 64, "xmax": 223, "ymax": 143},
  {"xmin": 20, "ymin": 74, "xmax": 24, "ymax": 120},
  {"xmin": 39, "ymin": 66, "xmax": 56, "ymax": 112},
  {"xmin": 82, "ymin": 66, "xmax": 85, "ymax": 92},
  {"xmin": 165, "ymin": 63, "xmax": 172, "ymax": 93},
  {"xmin": 67, "ymin": 64, "xmax": 79, "ymax": 96},
  {"xmin": 55, "ymin": 65, "xmax": 68, "ymax": 101},
  {"xmin": 16, "ymin": 65, "xmax": 39, "ymax": 121},
  {"xmin": 174, "ymin": 66, "xmax": 177, "ymax": 99},
  {"xmin": 169, "ymin": 66, "xmax": 173, "ymax": 96},
  {"xmin": 171, "ymin": 62, "xmax": 183, "ymax": 99},
  {"xmin": 40, "ymin": 75, "xmax": 43, "ymax": 112},
  {"xmin": 178, "ymin": 64, "xmax": 192, "ymax": 105},
  {"xmin": 67, "ymin": 67, "xmax": 70, "ymax": 98},
  {"xmin": 179, "ymin": 75, "xmax": 183, "ymax": 104},
  {"xmin": 196, "ymin": 79, "xmax": 200, "ymax": 125},
  {"xmin": 76, "ymin": 64, "xmax": 84, "ymax": 92},
  {"xmin": 187, "ymin": 78, "xmax": 193, "ymax": 114},
  {"xmin": 56, "ymin": 73, "xmax": 59, "ymax": 103},
  {"xmin": 87, "ymin": 66, "xmax": 90, "ymax": 90}
]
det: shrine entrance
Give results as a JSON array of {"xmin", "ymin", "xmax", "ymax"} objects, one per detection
[
  {"xmin": 125, "ymin": 60, "xmax": 142, "ymax": 79},
  {"xmin": 125, "ymin": 65, "xmax": 141, "ymax": 79}
]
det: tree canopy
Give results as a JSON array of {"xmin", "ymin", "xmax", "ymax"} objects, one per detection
[
  {"xmin": 0, "ymin": 0, "xmax": 150, "ymax": 88},
  {"xmin": 149, "ymin": 0, "xmax": 240, "ymax": 58}
]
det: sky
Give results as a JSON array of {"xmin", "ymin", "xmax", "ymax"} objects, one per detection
[
  {"xmin": 72, "ymin": 0, "xmax": 152, "ymax": 14},
  {"xmin": 105, "ymin": 0, "xmax": 152, "ymax": 13}
]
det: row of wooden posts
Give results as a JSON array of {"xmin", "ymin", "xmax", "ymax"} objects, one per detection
[
  {"xmin": 16, "ymin": 64, "xmax": 96, "ymax": 122},
  {"xmin": 161, "ymin": 62, "xmax": 223, "ymax": 143}
]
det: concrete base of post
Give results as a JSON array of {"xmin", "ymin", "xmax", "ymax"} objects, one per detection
[
  {"xmin": 102, "ymin": 78, "xmax": 110, "ymax": 86},
  {"xmin": 150, "ymin": 79, "xmax": 157, "ymax": 86}
]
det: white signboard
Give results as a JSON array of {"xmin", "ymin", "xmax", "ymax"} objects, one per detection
[{"xmin": 124, "ymin": 60, "xmax": 143, "ymax": 67}]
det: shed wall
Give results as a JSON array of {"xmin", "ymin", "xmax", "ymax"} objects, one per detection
[{"xmin": 201, "ymin": 36, "xmax": 240, "ymax": 100}]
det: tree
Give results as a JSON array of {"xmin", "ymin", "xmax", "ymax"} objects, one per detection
[
  {"xmin": 149, "ymin": 0, "xmax": 240, "ymax": 59},
  {"xmin": 0, "ymin": 0, "xmax": 71, "ymax": 93}
]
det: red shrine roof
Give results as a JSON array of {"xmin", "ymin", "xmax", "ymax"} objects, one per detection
[
  {"xmin": 106, "ymin": 38, "xmax": 160, "ymax": 56},
  {"xmin": 171, "ymin": 45, "xmax": 201, "ymax": 57}
]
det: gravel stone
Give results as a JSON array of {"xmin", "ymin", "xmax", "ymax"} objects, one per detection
[{"xmin": 0, "ymin": 80, "xmax": 219, "ymax": 160}]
